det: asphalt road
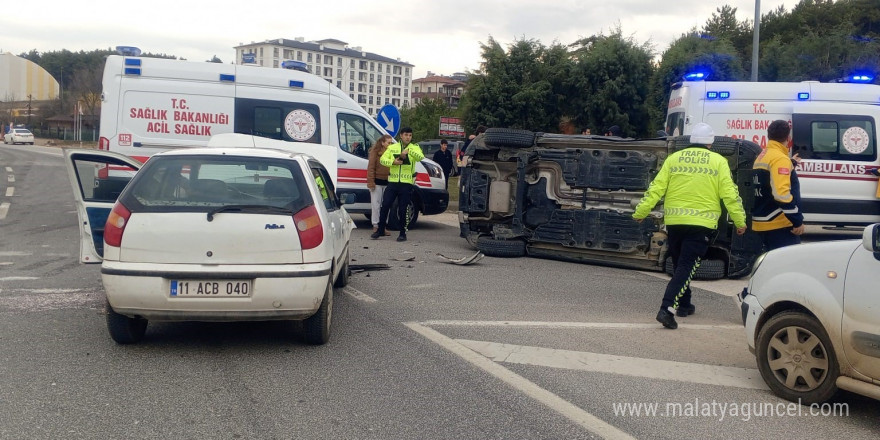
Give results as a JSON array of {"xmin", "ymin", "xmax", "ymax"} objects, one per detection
[{"xmin": 0, "ymin": 143, "xmax": 876, "ymax": 439}]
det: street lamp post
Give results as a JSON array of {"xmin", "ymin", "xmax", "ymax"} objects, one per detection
[
  {"xmin": 26, "ymin": 95, "xmax": 33, "ymax": 128},
  {"xmin": 752, "ymin": 0, "xmax": 761, "ymax": 81}
]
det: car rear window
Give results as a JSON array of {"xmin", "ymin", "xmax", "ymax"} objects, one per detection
[
  {"xmin": 14, "ymin": 129, "xmax": 31, "ymax": 134},
  {"xmin": 122, "ymin": 155, "xmax": 313, "ymax": 212}
]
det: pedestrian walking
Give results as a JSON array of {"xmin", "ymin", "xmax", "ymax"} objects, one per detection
[
  {"xmin": 371, "ymin": 127, "xmax": 424, "ymax": 242},
  {"xmin": 633, "ymin": 123, "xmax": 747, "ymax": 329},
  {"xmin": 751, "ymin": 120, "xmax": 804, "ymax": 250}
]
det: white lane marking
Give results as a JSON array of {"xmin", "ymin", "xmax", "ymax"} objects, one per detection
[
  {"xmin": 457, "ymin": 339, "xmax": 768, "ymax": 391},
  {"xmin": 0, "ymin": 262, "xmax": 13, "ymax": 266},
  {"xmin": 0, "ymin": 202, "xmax": 9, "ymax": 220},
  {"xmin": 421, "ymin": 320, "xmax": 743, "ymax": 330},
  {"xmin": 0, "ymin": 277, "xmax": 39, "ymax": 281},
  {"xmin": 7, "ymin": 175, "xmax": 14, "ymax": 183},
  {"xmin": 637, "ymin": 271, "xmax": 748, "ymax": 297},
  {"xmin": 342, "ymin": 286, "xmax": 377, "ymax": 302},
  {"xmin": 406, "ymin": 322, "xmax": 636, "ymax": 440},
  {"xmin": 13, "ymin": 288, "xmax": 87, "ymax": 294},
  {"xmin": 4, "ymin": 167, "xmax": 11, "ymax": 172},
  {"xmin": 5, "ymin": 187, "xmax": 12, "ymax": 197},
  {"xmin": 0, "ymin": 251, "xmax": 31, "ymax": 256}
]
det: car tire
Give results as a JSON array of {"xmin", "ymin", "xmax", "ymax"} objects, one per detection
[
  {"xmin": 484, "ymin": 128, "xmax": 536, "ymax": 148},
  {"xmin": 476, "ymin": 236, "xmax": 527, "ymax": 258},
  {"xmin": 386, "ymin": 199, "xmax": 419, "ymax": 231},
  {"xmin": 333, "ymin": 252, "xmax": 350, "ymax": 288},
  {"xmin": 664, "ymin": 257, "xmax": 726, "ymax": 280},
  {"xmin": 755, "ymin": 311, "xmax": 839, "ymax": 404},
  {"xmin": 302, "ymin": 280, "xmax": 333, "ymax": 345},
  {"xmin": 106, "ymin": 301, "xmax": 148, "ymax": 344}
]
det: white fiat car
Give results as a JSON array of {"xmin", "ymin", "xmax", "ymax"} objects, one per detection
[
  {"xmin": 65, "ymin": 138, "xmax": 354, "ymax": 345},
  {"xmin": 739, "ymin": 224, "xmax": 880, "ymax": 404}
]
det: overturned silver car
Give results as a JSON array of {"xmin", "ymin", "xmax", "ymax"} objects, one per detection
[{"xmin": 458, "ymin": 128, "xmax": 764, "ymax": 279}]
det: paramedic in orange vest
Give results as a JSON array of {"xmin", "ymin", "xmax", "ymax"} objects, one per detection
[{"xmin": 751, "ymin": 120, "xmax": 804, "ymax": 250}]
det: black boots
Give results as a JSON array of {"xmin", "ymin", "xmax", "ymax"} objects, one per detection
[
  {"xmin": 676, "ymin": 304, "xmax": 695, "ymax": 317},
  {"xmin": 656, "ymin": 308, "xmax": 678, "ymax": 329}
]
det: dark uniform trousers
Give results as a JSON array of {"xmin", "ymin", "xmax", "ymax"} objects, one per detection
[
  {"xmin": 663, "ymin": 224, "xmax": 713, "ymax": 311},
  {"xmin": 758, "ymin": 228, "xmax": 801, "ymax": 251},
  {"xmin": 378, "ymin": 182, "xmax": 413, "ymax": 233}
]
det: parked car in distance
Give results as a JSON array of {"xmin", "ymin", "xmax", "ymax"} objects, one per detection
[
  {"xmin": 64, "ymin": 137, "xmax": 354, "ymax": 345},
  {"xmin": 420, "ymin": 139, "xmax": 464, "ymax": 176},
  {"xmin": 739, "ymin": 223, "xmax": 880, "ymax": 404},
  {"xmin": 4, "ymin": 128, "xmax": 34, "ymax": 145}
]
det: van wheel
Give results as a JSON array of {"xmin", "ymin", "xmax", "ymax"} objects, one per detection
[
  {"xmin": 386, "ymin": 199, "xmax": 419, "ymax": 231},
  {"xmin": 302, "ymin": 280, "xmax": 333, "ymax": 345},
  {"xmin": 476, "ymin": 237, "xmax": 527, "ymax": 257},
  {"xmin": 484, "ymin": 128, "xmax": 536, "ymax": 148},
  {"xmin": 756, "ymin": 312, "xmax": 838, "ymax": 404},
  {"xmin": 106, "ymin": 301, "xmax": 147, "ymax": 344},
  {"xmin": 664, "ymin": 257, "xmax": 726, "ymax": 280}
]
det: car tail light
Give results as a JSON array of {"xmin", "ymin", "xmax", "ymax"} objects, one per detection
[
  {"xmin": 98, "ymin": 137, "xmax": 110, "ymax": 150},
  {"xmin": 293, "ymin": 205, "xmax": 324, "ymax": 250},
  {"xmin": 104, "ymin": 202, "xmax": 131, "ymax": 247}
]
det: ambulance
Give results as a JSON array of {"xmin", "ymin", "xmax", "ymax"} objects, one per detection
[
  {"xmin": 666, "ymin": 78, "xmax": 880, "ymax": 226},
  {"xmin": 97, "ymin": 50, "xmax": 449, "ymax": 228}
]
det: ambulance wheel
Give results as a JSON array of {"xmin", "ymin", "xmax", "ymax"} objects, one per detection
[
  {"xmin": 484, "ymin": 128, "xmax": 536, "ymax": 149},
  {"xmin": 386, "ymin": 199, "xmax": 419, "ymax": 231},
  {"xmin": 476, "ymin": 237, "xmax": 527, "ymax": 258},
  {"xmin": 664, "ymin": 257, "xmax": 726, "ymax": 280}
]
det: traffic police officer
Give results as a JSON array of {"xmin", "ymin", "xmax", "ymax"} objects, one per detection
[
  {"xmin": 371, "ymin": 127, "xmax": 424, "ymax": 242},
  {"xmin": 633, "ymin": 123, "xmax": 747, "ymax": 329}
]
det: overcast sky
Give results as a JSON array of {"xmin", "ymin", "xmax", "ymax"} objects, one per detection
[{"xmin": 1, "ymin": 0, "xmax": 798, "ymax": 79}]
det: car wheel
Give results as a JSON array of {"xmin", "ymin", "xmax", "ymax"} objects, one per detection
[
  {"xmin": 755, "ymin": 312, "xmax": 839, "ymax": 404},
  {"xmin": 333, "ymin": 252, "xmax": 350, "ymax": 288},
  {"xmin": 106, "ymin": 301, "xmax": 148, "ymax": 344},
  {"xmin": 484, "ymin": 128, "xmax": 536, "ymax": 148},
  {"xmin": 664, "ymin": 257, "xmax": 726, "ymax": 280},
  {"xmin": 476, "ymin": 236, "xmax": 527, "ymax": 258},
  {"xmin": 302, "ymin": 279, "xmax": 333, "ymax": 345},
  {"xmin": 386, "ymin": 199, "xmax": 419, "ymax": 231}
]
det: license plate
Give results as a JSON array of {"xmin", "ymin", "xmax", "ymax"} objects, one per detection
[{"xmin": 170, "ymin": 280, "xmax": 252, "ymax": 297}]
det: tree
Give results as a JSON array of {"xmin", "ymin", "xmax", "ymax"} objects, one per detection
[
  {"xmin": 400, "ymin": 98, "xmax": 458, "ymax": 141},
  {"xmin": 69, "ymin": 64, "xmax": 103, "ymax": 117},
  {"xmin": 207, "ymin": 55, "xmax": 223, "ymax": 63},
  {"xmin": 568, "ymin": 27, "xmax": 656, "ymax": 137}
]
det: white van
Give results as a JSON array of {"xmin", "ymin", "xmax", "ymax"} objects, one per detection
[
  {"xmin": 98, "ymin": 53, "xmax": 449, "ymax": 227},
  {"xmin": 666, "ymin": 80, "xmax": 880, "ymax": 226}
]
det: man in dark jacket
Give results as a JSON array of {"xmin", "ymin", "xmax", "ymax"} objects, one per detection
[{"xmin": 432, "ymin": 139, "xmax": 454, "ymax": 189}]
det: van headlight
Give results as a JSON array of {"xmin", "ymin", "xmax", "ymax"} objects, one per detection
[{"xmin": 421, "ymin": 161, "xmax": 443, "ymax": 178}]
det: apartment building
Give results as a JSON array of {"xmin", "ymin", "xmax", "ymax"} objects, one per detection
[
  {"xmin": 234, "ymin": 38, "xmax": 413, "ymax": 115},
  {"xmin": 412, "ymin": 72, "xmax": 466, "ymax": 109}
]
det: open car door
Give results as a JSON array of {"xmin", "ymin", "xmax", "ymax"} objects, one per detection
[{"xmin": 64, "ymin": 149, "xmax": 142, "ymax": 263}]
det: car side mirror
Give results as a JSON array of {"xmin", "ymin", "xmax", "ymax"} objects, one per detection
[
  {"xmin": 339, "ymin": 193, "xmax": 356, "ymax": 205},
  {"xmin": 862, "ymin": 224, "xmax": 880, "ymax": 259}
]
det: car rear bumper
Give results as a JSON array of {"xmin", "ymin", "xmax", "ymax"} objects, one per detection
[{"xmin": 101, "ymin": 261, "xmax": 331, "ymax": 321}]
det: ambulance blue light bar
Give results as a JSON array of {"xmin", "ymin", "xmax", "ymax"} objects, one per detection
[
  {"xmin": 289, "ymin": 80, "xmax": 304, "ymax": 89},
  {"xmin": 719, "ymin": 91, "xmax": 730, "ymax": 99},
  {"xmin": 219, "ymin": 74, "xmax": 235, "ymax": 82},
  {"xmin": 124, "ymin": 68, "xmax": 141, "ymax": 76},
  {"xmin": 849, "ymin": 74, "xmax": 874, "ymax": 83},
  {"xmin": 125, "ymin": 58, "xmax": 141, "ymax": 66},
  {"xmin": 706, "ymin": 91, "xmax": 730, "ymax": 100},
  {"xmin": 798, "ymin": 92, "xmax": 810, "ymax": 100},
  {"xmin": 281, "ymin": 60, "xmax": 310, "ymax": 73},
  {"xmin": 116, "ymin": 46, "xmax": 142, "ymax": 57},
  {"xmin": 683, "ymin": 71, "xmax": 708, "ymax": 81},
  {"xmin": 707, "ymin": 91, "xmax": 718, "ymax": 99}
]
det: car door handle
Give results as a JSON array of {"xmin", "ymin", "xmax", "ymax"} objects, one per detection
[{"xmin": 337, "ymin": 159, "xmax": 347, "ymax": 163}]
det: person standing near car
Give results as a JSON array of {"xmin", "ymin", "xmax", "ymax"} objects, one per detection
[
  {"xmin": 432, "ymin": 139, "xmax": 454, "ymax": 189},
  {"xmin": 633, "ymin": 122, "xmax": 747, "ymax": 329},
  {"xmin": 372, "ymin": 127, "xmax": 424, "ymax": 242},
  {"xmin": 367, "ymin": 134, "xmax": 393, "ymax": 236},
  {"xmin": 751, "ymin": 120, "xmax": 804, "ymax": 250}
]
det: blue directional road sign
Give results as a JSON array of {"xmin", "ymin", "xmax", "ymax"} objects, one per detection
[{"xmin": 377, "ymin": 104, "xmax": 401, "ymax": 138}]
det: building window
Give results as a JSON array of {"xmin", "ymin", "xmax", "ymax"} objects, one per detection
[
  {"xmin": 350, "ymin": 59, "xmax": 355, "ymax": 68},
  {"xmin": 260, "ymin": 47, "xmax": 264, "ymax": 56},
  {"xmin": 349, "ymin": 83, "xmax": 354, "ymax": 91},
  {"xmin": 337, "ymin": 57, "xmax": 342, "ymax": 66},
  {"xmin": 273, "ymin": 48, "xmax": 279, "ymax": 57},
  {"xmin": 337, "ymin": 81, "xmax": 342, "ymax": 88},
  {"xmin": 273, "ymin": 60, "xmax": 279, "ymax": 68},
  {"xmin": 369, "ymin": 96, "xmax": 373, "ymax": 105},
  {"xmin": 405, "ymin": 78, "xmax": 409, "ymax": 86},
  {"xmin": 307, "ymin": 53, "xmax": 312, "ymax": 62},
  {"xmin": 414, "ymin": 86, "xmax": 420, "ymax": 93},
  {"xmin": 370, "ymin": 62, "xmax": 374, "ymax": 71},
  {"xmin": 404, "ymin": 88, "xmax": 408, "ymax": 96},
  {"xmin": 386, "ymin": 65, "xmax": 390, "ymax": 73},
  {"xmin": 386, "ymin": 87, "xmax": 390, "ymax": 95},
  {"xmin": 323, "ymin": 67, "xmax": 332, "ymax": 77},
  {"xmin": 359, "ymin": 60, "xmax": 367, "ymax": 70},
  {"xmin": 405, "ymin": 68, "xmax": 410, "ymax": 76},
  {"xmin": 324, "ymin": 55, "xmax": 332, "ymax": 64},
  {"xmin": 386, "ymin": 77, "xmax": 390, "ymax": 85},
  {"xmin": 427, "ymin": 87, "xmax": 432, "ymax": 93},
  {"xmin": 359, "ymin": 72, "xmax": 367, "ymax": 81},
  {"xmin": 394, "ymin": 66, "xmax": 402, "ymax": 75},
  {"xmin": 369, "ymin": 85, "xmax": 374, "ymax": 93},
  {"xmin": 337, "ymin": 69, "xmax": 342, "ymax": 78},
  {"xmin": 297, "ymin": 51, "xmax": 302, "ymax": 61},
  {"xmin": 317, "ymin": 55, "xmax": 321, "ymax": 64},
  {"xmin": 369, "ymin": 74, "xmax": 374, "ymax": 83},
  {"xmin": 350, "ymin": 71, "xmax": 355, "ymax": 80},
  {"xmin": 377, "ymin": 74, "xmax": 382, "ymax": 83}
]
